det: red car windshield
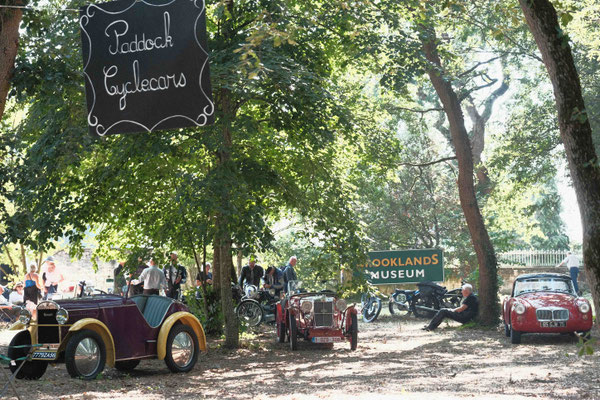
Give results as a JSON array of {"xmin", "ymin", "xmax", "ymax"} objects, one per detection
[{"xmin": 514, "ymin": 278, "xmax": 575, "ymax": 296}]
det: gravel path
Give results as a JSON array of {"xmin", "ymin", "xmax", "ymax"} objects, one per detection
[{"xmin": 1, "ymin": 312, "xmax": 599, "ymax": 400}]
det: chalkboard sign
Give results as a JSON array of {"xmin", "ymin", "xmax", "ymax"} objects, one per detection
[{"xmin": 80, "ymin": 0, "xmax": 214, "ymax": 137}]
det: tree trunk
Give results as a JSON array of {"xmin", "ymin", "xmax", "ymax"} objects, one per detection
[
  {"xmin": 0, "ymin": 1, "xmax": 23, "ymax": 120},
  {"xmin": 420, "ymin": 26, "xmax": 499, "ymax": 325},
  {"xmin": 519, "ymin": 0, "xmax": 600, "ymax": 327},
  {"xmin": 3, "ymin": 245, "xmax": 16, "ymax": 270},
  {"xmin": 19, "ymin": 242, "xmax": 27, "ymax": 274}
]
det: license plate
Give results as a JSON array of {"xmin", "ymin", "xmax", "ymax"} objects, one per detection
[
  {"xmin": 540, "ymin": 321, "xmax": 566, "ymax": 328},
  {"xmin": 32, "ymin": 351, "xmax": 57, "ymax": 360},
  {"xmin": 312, "ymin": 336, "xmax": 342, "ymax": 343}
]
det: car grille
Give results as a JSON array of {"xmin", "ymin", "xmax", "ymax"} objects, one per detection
[
  {"xmin": 314, "ymin": 301, "xmax": 334, "ymax": 327},
  {"xmin": 536, "ymin": 308, "xmax": 569, "ymax": 321},
  {"xmin": 37, "ymin": 309, "xmax": 60, "ymax": 343}
]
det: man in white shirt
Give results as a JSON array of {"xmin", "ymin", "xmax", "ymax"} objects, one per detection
[
  {"xmin": 140, "ymin": 257, "xmax": 167, "ymax": 296},
  {"xmin": 8, "ymin": 283, "xmax": 24, "ymax": 305},
  {"xmin": 557, "ymin": 251, "xmax": 581, "ymax": 295}
]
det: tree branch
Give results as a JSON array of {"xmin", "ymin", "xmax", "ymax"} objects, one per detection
[{"xmin": 399, "ymin": 156, "xmax": 457, "ymax": 167}]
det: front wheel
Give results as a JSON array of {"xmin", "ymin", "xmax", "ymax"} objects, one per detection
[
  {"xmin": 236, "ymin": 300, "xmax": 264, "ymax": 327},
  {"xmin": 165, "ymin": 324, "xmax": 199, "ymax": 373},
  {"xmin": 510, "ymin": 328, "xmax": 521, "ymax": 344},
  {"xmin": 504, "ymin": 323, "xmax": 510, "ymax": 337},
  {"xmin": 289, "ymin": 313, "xmax": 298, "ymax": 351},
  {"xmin": 349, "ymin": 313, "xmax": 358, "ymax": 351},
  {"xmin": 362, "ymin": 297, "xmax": 382, "ymax": 323},
  {"xmin": 65, "ymin": 329, "xmax": 107, "ymax": 380},
  {"xmin": 7, "ymin": 331, "xmax": 48, "ymax": 380}
]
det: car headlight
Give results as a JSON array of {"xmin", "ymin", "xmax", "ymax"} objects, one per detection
[
  {"xmin": 19, "ymin": 308, "xmax": 32, "ymax": 324},
  {"xmin": 513, "ymin": 303, "xmax": 526, "ymax": 315},
  {"xmin": 56, "ymin": 308, "xmax": 69, "ymax": 324},
  {"xmin": 578, "ymin": 302, "xmax": 590, "ymax": 314},
  {"xmin": 301, "ymin": 301, "xmax": 313, "ymax": 313},
  {"xmin": 335, "ymin": 299, "xmax": 347, "ymax": 311}
]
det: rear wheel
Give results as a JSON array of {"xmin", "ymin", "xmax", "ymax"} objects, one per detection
[
  {"xmin": 115, "ymin": 359, "xmax": 140, "ymax": 372},
  {"xmin": 349, "ymin": 313, "xmax": 358, "ymax": 351},
  {"xmin": 7, "ymin": 331, "xmax": 48, "ymax": 380},
  {"xmin": 65, "ymin": 329, "xmax": 106, "ymax": 380},
  {"xmin": 289, "ymin": 312, "xmax": 298, "ymax": 351},
  {"xmin": 510, "ymin": 328, "xmax": 521, "ymax": 344}
]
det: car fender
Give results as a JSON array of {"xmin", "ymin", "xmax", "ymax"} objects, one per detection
[
  {"xmin": 157, "ymin": 311, "xmax": 206, "ymax": 360},
  {"xmin": 9, "ymin": 321, "xmax": 26, "ymax": 331},
  {"xmin": 66, "ymin": 318, "xmax": 116, "ymax": 367}
]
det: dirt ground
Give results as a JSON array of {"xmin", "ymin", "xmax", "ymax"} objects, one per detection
[{"xmin": 1, "ymin": 310, "xmax": 599, "ymax": 400}]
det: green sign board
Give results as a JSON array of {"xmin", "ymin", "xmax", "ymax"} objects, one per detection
[{"xmin": 359, "ymin": 249, "xmax": 444, "ymax": 285}]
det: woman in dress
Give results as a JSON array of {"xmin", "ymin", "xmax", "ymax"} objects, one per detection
[{"xmin": 24, "ymin": 264, "xmax": 42, "ymax": 304}]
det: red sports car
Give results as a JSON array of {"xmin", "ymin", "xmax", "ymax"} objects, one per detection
[
  {"xmin": 276, "ymin": 281, "xmax": 358, "ymax": 350},
  {"xmin": 502, "ymin": 273, "xmax": 592, "ymax": 344}
]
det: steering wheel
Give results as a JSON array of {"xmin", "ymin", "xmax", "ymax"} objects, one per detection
[{"xmin": 94, "ymin": 289, "xmax": 108, "ymax": 295}]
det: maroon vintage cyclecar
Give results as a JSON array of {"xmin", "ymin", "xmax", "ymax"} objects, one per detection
[
  {"xmin": 7, "ymin": 294, "xmax": 206, "ymax": 380},
  {"xmin": 502, "ymin": 273, "xmax": 592, "ymax": 344},
  {"xmin": 276, "ymin": 281, "xmax": 358, "ymax": 350}
]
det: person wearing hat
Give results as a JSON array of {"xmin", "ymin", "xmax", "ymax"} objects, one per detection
[
  {"xmin": 239, "ymin": 256, "xmax": 264, "ymax": 288},
  {"xmin": 163, "ymin": 252, "xmax": 187, "ymax": 300},
  {"xmin": 9, "ymin": 282, "xmax": 24, "ymax": 305}
]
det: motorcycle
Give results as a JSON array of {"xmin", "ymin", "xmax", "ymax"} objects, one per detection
[
  {"xmin": 388, "ymin": 282, "xmax": 463, "ymax": 318},
  {"xmin": 360, "ymin": 290, "xmax": 382, "ymax": 323},
  {"xmin": 236, "ymin": 284, "xmax": 279, "ymax": 327}
]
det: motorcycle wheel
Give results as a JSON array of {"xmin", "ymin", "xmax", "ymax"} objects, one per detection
[
  {"xmin": 388, "ymin": 297, "xmax": 410, "ymax": 317},
  {"xmin": 362, "ymin": 297, "xmax": 382, "ymax": 323},
  {"xmin": 412, "ymin": 294, "xmax": 437, "ymax": 319},
  {"xmin": 236, "ymin": 300, "xmax": 264, "ymax": 327}
]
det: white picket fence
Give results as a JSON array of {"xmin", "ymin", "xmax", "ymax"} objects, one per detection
[{"xmin": 497, "ymin": 250, "xmax": 581, "ymax": 268}]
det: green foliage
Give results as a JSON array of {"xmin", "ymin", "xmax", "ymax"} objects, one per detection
[{"xmin": 182, "ymin": 287, "xmax": 223, "ymax": 336}]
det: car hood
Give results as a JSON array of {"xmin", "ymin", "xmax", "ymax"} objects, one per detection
[
  {"xmin": 53, "ymin": 295, "xmax": 126, "ymax": 310},
  {"xmin": 516, "ymin": 292, "xmax": 577, "ymax": 308}
]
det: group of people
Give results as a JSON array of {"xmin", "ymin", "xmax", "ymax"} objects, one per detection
[
  {"xmin": 2, "ymin": 258, "xmax": 64, "ymax": 307},
  {"xmin": 238, "ymin": 256, "xmax": 298, "ymax": 297},
  {"xmin": 117, "ymin": 252, "xmax": 189, "ymax": 298}
]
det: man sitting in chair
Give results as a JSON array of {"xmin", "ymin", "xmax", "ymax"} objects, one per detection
[{"xmin": 422, "ymin": 283, "xmax": 479, "ymax": 331}]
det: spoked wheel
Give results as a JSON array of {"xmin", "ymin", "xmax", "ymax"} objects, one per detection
[
  {"xmin": 349, "ymin": 313, "xmax": 358, "ymax": 351},
  {"xmin": 236, "ymin": 300, "xmax": 264, "ymax": 327},
  {"xmin": 165, "ymin": 324, "xmax": 199, "ymax": 373},
  {"xmin": 7, "ymin": 330, "xmax": 48, "ymax": 380},
  {"xmin": 362, "ymin": 296, "xmax": 382, "ymax": 323},
  {"xmin": 65, "ymin": 329, "xmax": 106, "ymax": 380},
  {"xmin": 289, "ymin": 312, "xmax": 298, "ymax": 351}
]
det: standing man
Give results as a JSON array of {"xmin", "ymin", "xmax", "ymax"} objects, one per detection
[
  {"xmin": 557, "ymin": 251, "xmax": 581, "ymax": 295},
  {"xmin": 140, "ymin": 257, "xmax": 167, "ymax": 295},
  {"xmin": 282, "ymin": 256, "xmax": 298, "ymax": 293},
  {"xmin": 239, "ymin": 256, "xmax": 264, "ymax": 288},
  {"xmin": 422, "ymin": 284, "xmax": 479, "ymax": 331},
  {"xmin": 164, "ymin": 252, "xmax": 187, "ymax": 300}
]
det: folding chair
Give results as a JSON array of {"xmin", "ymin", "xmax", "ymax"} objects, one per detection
[{"xmin": 0, "ymin": 343, "xmax": 42, "ymax": 400}]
